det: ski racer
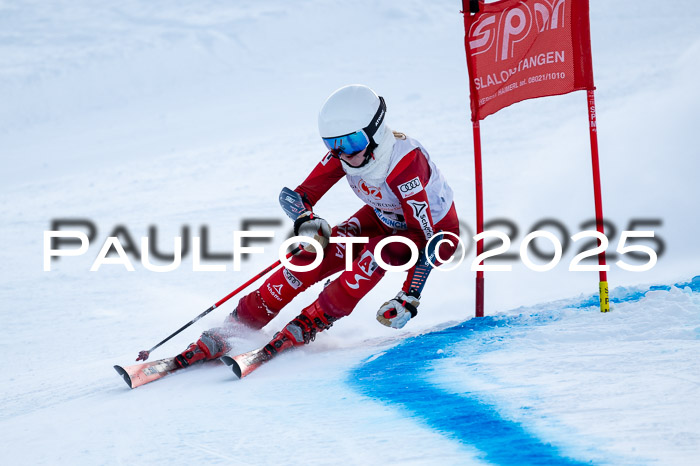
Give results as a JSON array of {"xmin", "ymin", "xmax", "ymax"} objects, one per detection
[{"xmin": 175, "ymin": 84, "xmax": 460, "ymax": 370}]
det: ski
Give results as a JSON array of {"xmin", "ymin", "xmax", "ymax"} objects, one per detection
[
  {"xmin": 114, "ymin": 355, "xmax": 232, "ymax": 388},
  {"xmin": 114, "ymin": 357, "xmax": 181, "ymax": 389},
  {"xmin": 221, "ymin": 346, "xmax": 274, "ymax": 379}
]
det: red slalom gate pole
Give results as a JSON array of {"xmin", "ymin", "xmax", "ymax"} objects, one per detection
[
  {"xmin": 586, "ymin": 90, "xmax": 610, "ymax": 312},
  {"xmin": 473, "ymin": 120, "xmax": 485, "ymax": 317},
  {"xmin": 135, "ymin": 246, "xmax": 301, "ymax": 361}
]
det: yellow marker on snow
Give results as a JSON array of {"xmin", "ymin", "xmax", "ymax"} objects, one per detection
[{"xmin": 599, "ymin": 281, "xmax": 610, "ymax": 312}]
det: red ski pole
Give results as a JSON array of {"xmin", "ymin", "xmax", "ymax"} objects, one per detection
[{"xmin": 136, "ymin": 246, "xmax": 301, "ymax": 361}]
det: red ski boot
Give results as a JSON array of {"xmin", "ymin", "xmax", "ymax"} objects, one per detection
[
  {"xmin": 223, "ymin": 299, "xmax": 338, "ymax": 378},
  {"xmin": 175, "ymin": 329, "xmax": 231, "ymax": 368}
]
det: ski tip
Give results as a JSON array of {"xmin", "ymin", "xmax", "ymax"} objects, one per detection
[
  {"xmin": 220, "ymin": 355, "xmax": 234, "ymax": 367},
  {"xmin": 231, "ymin": 360, "xmax": 242, "ymax": 379},
  {"xmin": 220, "ymin": 355, "xmax": 242, "ymax": 378},
  {"xmin": 113, "ymin": 365, "xmax": 134, "ymax": 389}
]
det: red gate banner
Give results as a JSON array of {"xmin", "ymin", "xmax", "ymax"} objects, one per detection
[{"xmin": 463, "ymin": 0, "xmax": 594, "ymax": 120}]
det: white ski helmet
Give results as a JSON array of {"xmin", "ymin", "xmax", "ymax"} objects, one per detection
[{"xmin": 318, "ymin": 85, "xmax": 387, "ymax": 167}]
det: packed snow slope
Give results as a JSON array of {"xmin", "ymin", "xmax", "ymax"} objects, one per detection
[{"xmin": 1, "ymin": 1, "xmax": 700, "ymax": 464}]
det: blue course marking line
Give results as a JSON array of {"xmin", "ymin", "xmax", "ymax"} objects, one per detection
[
  {"xmin": 351, "ymin": 317, "xmax": 589, "ymax": 465},
  {"xmin": 575, "ymin": 275, "xmax": 700, "ymax": 309},
  {"xmin": 349, "ymin": 276, "xmax": 699, "ymax": 465}
]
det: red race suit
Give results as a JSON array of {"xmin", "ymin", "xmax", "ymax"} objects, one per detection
[{"xmin": 236, "ymin": 135, "xmax": 459, "ymax": 328}]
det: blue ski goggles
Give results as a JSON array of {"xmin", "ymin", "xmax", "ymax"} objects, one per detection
[{"xmin": 322, "ymin": 130, "xmax": 370, "ymax": 156}]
